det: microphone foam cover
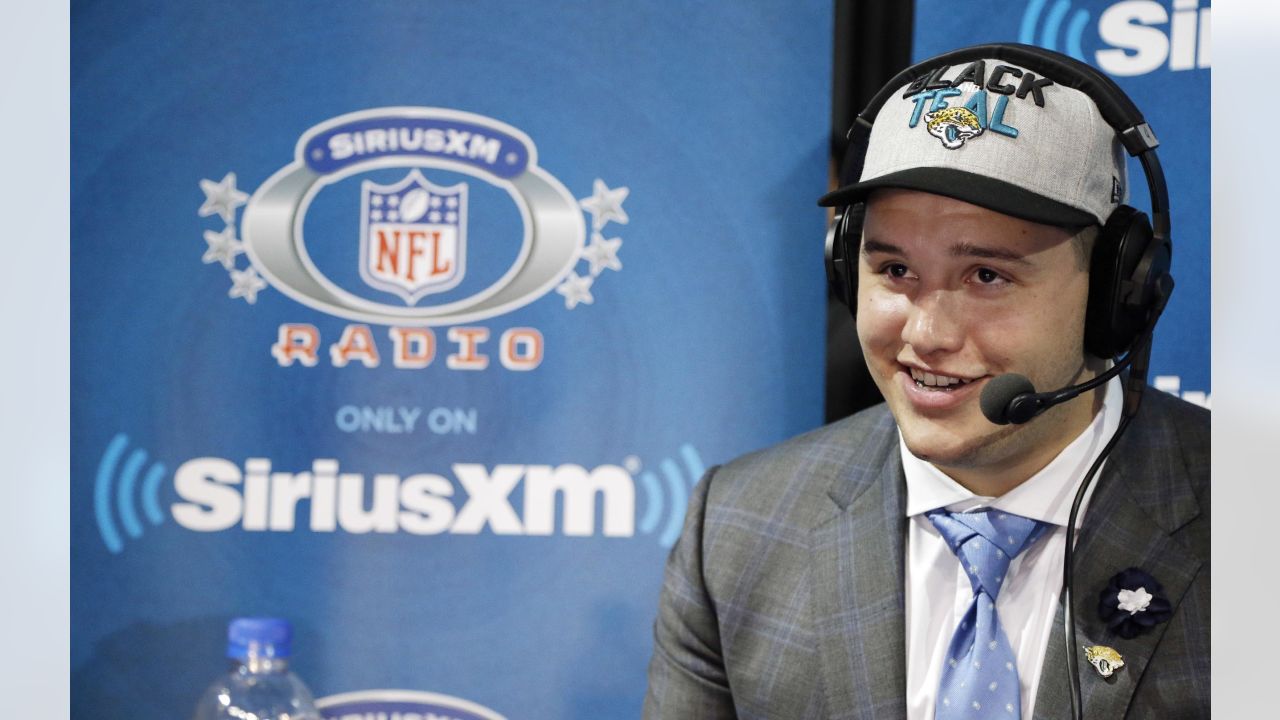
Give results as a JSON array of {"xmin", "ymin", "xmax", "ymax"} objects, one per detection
[{"xmin": 980, "ymin": 374, "xmax": 1036, "ymax": 425}]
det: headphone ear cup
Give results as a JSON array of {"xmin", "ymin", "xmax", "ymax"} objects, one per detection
[
  {"xmin": 825, "ymin": 204, "xmax": 865, "ymax": 313},
  {"xmin": 1085, "ymin": 205, "xmax": 1163, "ymax": 358},
  {"xmin": 824, "ymin": 211, "xmax": 847, "ymax": 305}
]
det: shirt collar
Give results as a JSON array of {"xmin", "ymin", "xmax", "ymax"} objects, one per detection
[{"xmin": 902, "ymin": 376, "xmax": 1122, "ymax": 528}]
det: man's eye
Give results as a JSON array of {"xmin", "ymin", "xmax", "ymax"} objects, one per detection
[
  {"xmin": 884, "ymin": 263, "xmax": 910, "ymax": 278},
  {"xmin": 974, "ymin": 267, "xmax": 1003, "ymax": 284}
]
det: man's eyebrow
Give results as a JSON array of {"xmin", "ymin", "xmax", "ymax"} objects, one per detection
[
  {"xmin": 861, "ymin": 238, "xmax": 1032, "ymax": 266},
  {"xmin": 860, "ymin": 238, "xmax": 1029, "ymax": 266},
  {"xmin": 860, "ymin": 238, "xmax": 902, "ymax": 256},
  {"xmin": 949, "ymin": 242, "xmax": 1032, "ymax": 266}
]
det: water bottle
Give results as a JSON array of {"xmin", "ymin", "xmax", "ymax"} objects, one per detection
[{"xmin": 193, "ymin": 617, "xmax": 323, "ymax": 720}]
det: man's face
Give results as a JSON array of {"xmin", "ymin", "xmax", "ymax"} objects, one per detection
[{"xmin": 856, "ymin": 189, "xmax": 1099, "ymax": 488}]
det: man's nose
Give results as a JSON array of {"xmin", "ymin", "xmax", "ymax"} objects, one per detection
[{"xmin": 901, "ymin": 289, "xmax": 966, "ymax": 356}]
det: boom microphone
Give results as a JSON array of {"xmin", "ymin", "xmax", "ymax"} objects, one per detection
[
  {"xmin": 979, "ymin": 359, "xmax": 1134, "ymax": 426},
  {"xmin": 979, "ymin": 374, "xmax": 1036, "ymax": 425}
]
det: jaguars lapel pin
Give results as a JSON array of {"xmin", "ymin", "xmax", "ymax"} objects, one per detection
[{"xmin": 1083, "ymin": 645, "xmax": 1125, "ymax": 678}]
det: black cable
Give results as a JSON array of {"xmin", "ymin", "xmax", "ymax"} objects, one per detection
[
  {"xmin": 1062, "ymin": 409, "xmax": 1134, "ymax": 720},
  {"xmin": 1061, "ymin": 276, "xmax": 1167, "ymax": 719}
]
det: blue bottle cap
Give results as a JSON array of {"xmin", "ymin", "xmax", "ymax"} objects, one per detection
[{"xmin": 226, "ymin": 617, "xmax": 293, "ymax": 660}]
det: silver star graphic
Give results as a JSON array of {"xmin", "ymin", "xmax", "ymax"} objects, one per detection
[
  {"xmin": 202, "ymin": 226, "xmax": 244, "ymax": 270},
  {"xmin": 578, "ymin": 178, "xmax": 630, "ymax": 230},
  {"xmin": 199, "ymin": 172, "xmax": 250, "ymax": 223},
  {"xmin": 228, "ymin": 266, "xmax": 268, "ymax": 304},
  {"xmin": 582, "ymin": 232, "xmax": 622, "ymax": 276},
  {"xmin": 555, "ymin": 271, "xmax": 594, "ymax": 309}
]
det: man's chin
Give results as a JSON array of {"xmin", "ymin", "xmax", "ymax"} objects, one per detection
[
  {"xmin": 901, "ymin": 438, "xmax": 973, "ymax": 467},
  {"xmin": 898, "ymin": 421, "xmax": 1021, "ymax": 470}
]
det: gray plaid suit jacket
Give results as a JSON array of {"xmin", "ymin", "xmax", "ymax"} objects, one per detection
[{"xmin": 643, "ymin": 389, "xmax": 1209, "ymax": 719}]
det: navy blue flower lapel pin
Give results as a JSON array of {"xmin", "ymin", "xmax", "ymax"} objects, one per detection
[{"xmin": 1098, "ymin": 567, "xmax": 1174, "ymax": 640}]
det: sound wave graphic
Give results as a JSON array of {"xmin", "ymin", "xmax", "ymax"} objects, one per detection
[
  {"xmin": 94, "ymin": 433, "xmax": 167, "ymax": 554},
  {"xmin": 1020, "ymin": 0, "xmax": 1091, "ymax": 61},
  {"xmin": 636, "ymin": 444, "xmax": 705, "ymax": 548}
]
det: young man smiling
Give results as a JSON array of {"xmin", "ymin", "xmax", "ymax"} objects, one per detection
[
  {"xmin": 858, "ymin": 189, "xmax": 1103, "ymax": 498},
  {"xmin": 644, "ymin": 46, "xmax": 1209, "ymax": 720}
]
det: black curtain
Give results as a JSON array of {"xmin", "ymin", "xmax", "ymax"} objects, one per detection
[{"xmin": 824, "ymin": 0, "xmax": 915, "ymax": 423}]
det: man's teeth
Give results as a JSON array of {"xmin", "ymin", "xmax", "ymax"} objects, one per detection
[{"xmin": 909, "ymin": 368, "xmax": 971, "ymax": 388}]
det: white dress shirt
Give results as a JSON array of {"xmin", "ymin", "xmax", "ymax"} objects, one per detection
[{"xmin": 903, "ymin": 377, "xmax": 1121, "ymax": 719}]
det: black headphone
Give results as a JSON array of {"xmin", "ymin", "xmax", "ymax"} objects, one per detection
[{"xmin": 824, "ymin": 43, "xmax": 1172, "ymax": 361}]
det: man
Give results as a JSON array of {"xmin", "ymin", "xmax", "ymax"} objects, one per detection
[{"xmin": 643, "ymin": 45, "xmax": 1209, "ymax": 719}]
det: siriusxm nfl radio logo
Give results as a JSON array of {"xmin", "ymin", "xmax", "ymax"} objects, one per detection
[
  {"xmin": 360, "ymin": 170, "xmax": 468, "ymax": 303},
  {"xmin": 197, "ymin": 107, "xmax": 629, "ymax": 328},
  {"xmin": 196, "ymin": 107, "xmax": 630, "ymax": 370}
]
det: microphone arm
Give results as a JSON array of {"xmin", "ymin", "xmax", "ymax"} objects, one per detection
[{"xmin": 997, "ymin": 355, "xmax": 1132, "ymax": 425}]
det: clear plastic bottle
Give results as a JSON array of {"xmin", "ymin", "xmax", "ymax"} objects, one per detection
[{"xmin": 192, "ymin": 617, "xmax": 323, "ymax": 720}]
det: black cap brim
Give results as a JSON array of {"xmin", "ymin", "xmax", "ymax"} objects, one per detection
[{"xmin": 817, "ymin": 167, "xmax": 1097, "ymax": 228}]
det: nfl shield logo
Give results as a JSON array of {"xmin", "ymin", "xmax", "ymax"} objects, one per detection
[{"xmin": 359, "ymin": 169, "xmax": 467, "ymax": 304}]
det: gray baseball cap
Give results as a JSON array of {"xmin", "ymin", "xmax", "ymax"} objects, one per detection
[{"xmin": 819, "ymin": 57, "xmax": 1128, "ymax": 227}]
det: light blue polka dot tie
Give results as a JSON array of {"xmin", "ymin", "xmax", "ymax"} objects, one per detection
[{"xmin": 927, "ymin": 508, "xmax": 1049, "ymax": 719}]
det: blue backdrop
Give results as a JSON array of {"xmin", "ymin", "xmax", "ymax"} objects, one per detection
[
  {"xmin": 71, "ymin": 2, "xmax": 832, "ymax": 718},
  {"xmin": 914, "ymin": 0, "xmax": 1211, "ymax": 404}
]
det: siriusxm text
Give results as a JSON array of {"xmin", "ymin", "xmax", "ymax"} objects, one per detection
[
  {"xmin": 328, "ymin": 127, "xmax": 502, "ymax": 165},
  {"xmin": 172, "ymin": 458, "xmax": 634, "ymax": 537},
  {"xmin": 1096, "ymin": 0, "xmax": 1210, "ymax": 76},
  {"xmin": 1153, "ymin": 375, "xmax": 1210, "ymax": 408}
]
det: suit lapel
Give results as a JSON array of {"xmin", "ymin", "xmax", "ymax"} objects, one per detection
[
  {"xmin": 811, "ymin": 414, "xmax": 908, "ymax": 720},
  {"xmin": 1033, "ymin": 408, "xmax": 1203, "ymax": 719}
]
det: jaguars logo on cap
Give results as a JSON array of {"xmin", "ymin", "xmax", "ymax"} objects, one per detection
[{"xmin": 924, "ymin": 106, "xmax": 984, "ymax": 149}]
